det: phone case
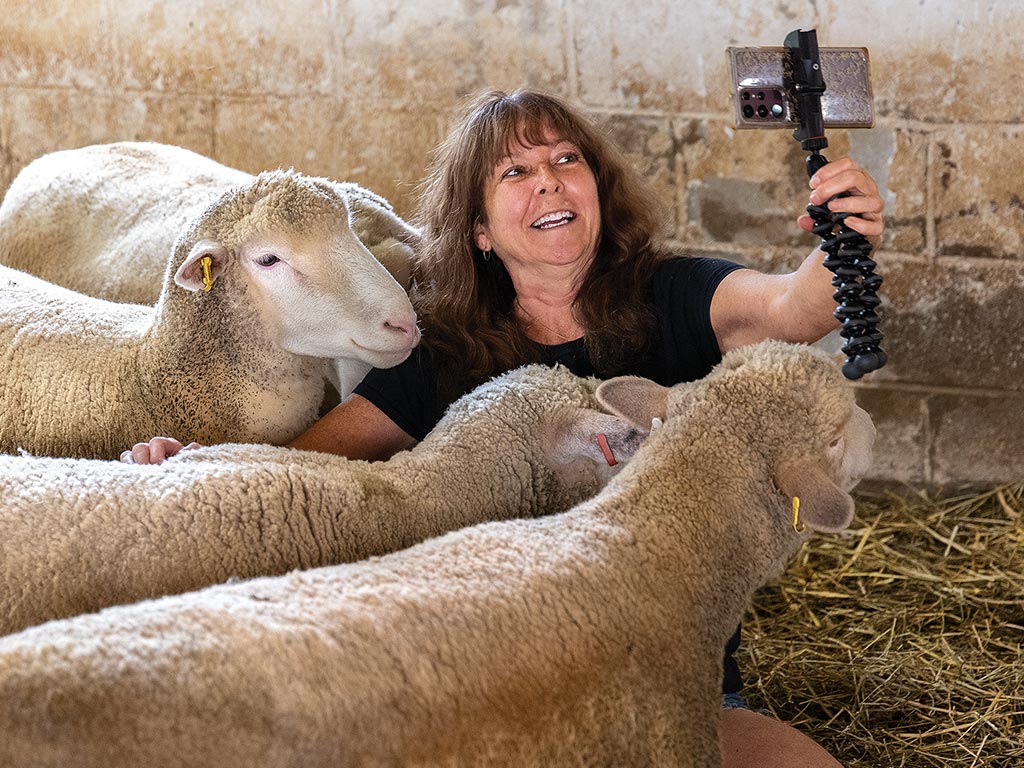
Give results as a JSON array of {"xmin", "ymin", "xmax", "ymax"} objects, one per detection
[{"xmin": 726, "ymin": 46, "xmax": 874, "ymax": 129}]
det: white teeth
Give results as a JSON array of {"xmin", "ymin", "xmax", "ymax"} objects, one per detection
[{"xmin": 532, "ymin": 210, "xmax": 575, "ymax": 228}]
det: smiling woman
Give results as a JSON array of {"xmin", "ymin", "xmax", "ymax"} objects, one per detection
[
  {"xmin": 403, "ymin": 89, "xmax": 671, "ymax": 408},
  {"xmin": 339, "ymin": 89, "xmax": 880, "ymax": 768},
  {"xmin": 473, "ymin": 134, "xmax": 602, "ymax": 314}
]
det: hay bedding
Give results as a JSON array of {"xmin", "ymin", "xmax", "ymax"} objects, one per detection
[{"xmin": 742, "ymin": 484, "xmax": 1023, "ymax": 767}]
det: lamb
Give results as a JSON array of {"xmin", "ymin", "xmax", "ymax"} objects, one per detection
[
  {"xmin": 0, "ymin": 363, "xmax": 644, "ymax": 635},
  {"xmin": 0, "ymin": 141, "xmax": 419, "ymax": 304},
  {"xmin": 0, "ymin": 169, "xmax": 419, "ymax": 460},
  {"xmin": 0, "ymin": 341, "xmax": 875, "ymax": 768}
]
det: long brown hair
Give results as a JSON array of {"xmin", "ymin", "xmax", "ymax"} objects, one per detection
[{"xmin": 412, "ymin": 88, "xmax": 669, "ymax": 399}]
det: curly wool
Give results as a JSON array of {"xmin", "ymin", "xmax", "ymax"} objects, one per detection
[{"xmin": 0, "ymin": 363, "xmax": 632, "ymax": 635}]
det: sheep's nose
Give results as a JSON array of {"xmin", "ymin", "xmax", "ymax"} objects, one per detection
[{"xmin": 384, "ymin": 318, "xmax": 420, "ymax": 345}]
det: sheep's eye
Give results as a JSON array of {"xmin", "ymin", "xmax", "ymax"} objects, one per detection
[{"xmin": 255, "ymin": 253, "xmax": 281, "ymax": 267}]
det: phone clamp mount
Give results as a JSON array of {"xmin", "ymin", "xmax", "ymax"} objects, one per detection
[{"xmin": 784, "ymin": 28, "xmax": 886, "ymax": 380}]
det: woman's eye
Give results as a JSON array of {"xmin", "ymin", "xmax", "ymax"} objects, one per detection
[
  {"xmin": 255, "ymin": 253, "xmax": 281, "ymax": 267},
  {"xmin": 501, "ymin": 166, "xmax": 523, "ymax": 179},
  {"xmin": 557, "ymin": 151, "xmax": 580, "ymax": 164}
]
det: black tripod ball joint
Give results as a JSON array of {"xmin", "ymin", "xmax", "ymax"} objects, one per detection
[
  {"xmin": 805, "ymin": 152, "xmax": 887, "ymax": 380},
  {"xmin": 785, "ymin": 29, "xmax": 886, "ymax": 381}
]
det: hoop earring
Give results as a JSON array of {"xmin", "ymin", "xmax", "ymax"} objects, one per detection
[{"xmin": 481, "ymin": 248, "xmax": 492, "ymax": 262}]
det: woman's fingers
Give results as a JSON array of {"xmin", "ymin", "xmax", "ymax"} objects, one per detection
[
  {"xmin": 826, "ymin": 196, "xmax": 883, "ymax": 216},
  {"xmin": 803, "ymin": 157, "xmax": 884, "ymax": 247},
  {"xmin": 842, "ymin": 213, "xmax": 884, "ymax": 240},
  {"xmin": 119, "ymin": 436, "xmax": 187, "ymax": 465},
  {"xmin": 797, "ymin": 211, "xmax": 882, "ymax": 244},
  {"xmin": 810, "ymin": 168, "xmax": 880, "ymax": 205}
]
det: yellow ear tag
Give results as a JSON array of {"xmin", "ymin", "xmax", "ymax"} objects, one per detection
[
  {"xmin": 200, "ymin": 256, "xmax": 213, "ymax": 292},
  {"xmin": 792, "ymin": 496, "xmax": 806, "ymax": 534}
]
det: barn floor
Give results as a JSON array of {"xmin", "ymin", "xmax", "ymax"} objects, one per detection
[{"xmin": 743, "ymin": 484, "xmax": 1024, "ymax": 767}]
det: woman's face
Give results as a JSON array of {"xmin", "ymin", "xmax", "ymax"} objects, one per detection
[{"xmin": 473, "ymin": 128, "xmax": 601, "ymax": 281}]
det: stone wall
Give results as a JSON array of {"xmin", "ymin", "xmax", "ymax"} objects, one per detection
[{"xmin": 1, "ymin": 0, "xmax": 1020, "ymax": 485}]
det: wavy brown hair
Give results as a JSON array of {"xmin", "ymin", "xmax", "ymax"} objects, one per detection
[{"xmin": 411, "ymin": 88, "xmax": 670, "ymax": 399}]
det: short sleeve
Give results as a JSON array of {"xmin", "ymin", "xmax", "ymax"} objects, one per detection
[
  {"xmin": 650, "ymin": 256, "xmax": 745, "ymax": 384},
  {"xmin": 353, "ymin": 346, "xmax": 444, "ymax": 442}
]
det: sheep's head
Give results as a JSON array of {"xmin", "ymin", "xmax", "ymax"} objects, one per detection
[
  {"xmin": 421, "ymin": 365, "xmax": 652, "ymax": 513},
  {"xmin": 591, "ymin": 341, "xmax": 875, "ymax": 535},
  {"xmin": 166, "ymin": 170, "xmax": 419, "ymax": 369}
]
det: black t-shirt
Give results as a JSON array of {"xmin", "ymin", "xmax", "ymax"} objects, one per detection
[
  {"xmin": 357, "ymin": 256, "xmax": 743, "ymax": 439},
  {"xmin": 355, "ymin": 255, "xmax": 747, "ymax": 693}
]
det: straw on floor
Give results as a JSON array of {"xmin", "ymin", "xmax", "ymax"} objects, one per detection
[{"xmin": 742, "ymin": 484, "xmax": 1024, "ymax": 768}]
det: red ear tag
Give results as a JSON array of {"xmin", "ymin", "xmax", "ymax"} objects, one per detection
[{"xmin": 597, "ymin": 433, "xmax": 617, "ymax": 467}]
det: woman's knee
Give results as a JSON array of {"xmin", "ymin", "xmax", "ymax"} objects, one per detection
[{"xmin": 719, "ymin": 707, "xmax": 843, "ymax": 768}]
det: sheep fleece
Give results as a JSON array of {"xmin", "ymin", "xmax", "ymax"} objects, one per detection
[
  {"xmin": 0, "ymin": 342, "xmax": 872, "ymax": 768},
  {"xmin": 0, "ymin": 364, "xmax": 615, "ymax": 634}
]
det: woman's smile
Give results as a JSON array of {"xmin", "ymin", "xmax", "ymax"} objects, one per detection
[{"xmin": 531, "ymin": 210, "xmax": 576, "ymax": 229}]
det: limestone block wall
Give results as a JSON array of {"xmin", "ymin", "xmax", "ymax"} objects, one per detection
[{"xmin": 1, "ymin": 0, "xmax": 1020, "ymax": 485}]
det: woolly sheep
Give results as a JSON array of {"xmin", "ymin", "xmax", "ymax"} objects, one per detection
[
  {"xmin": 0, "ymin": 364, "xmax": 643, "ymax": 635},
  {"xmin": 0, "ymin": 141, "xmax": 418, "ymax": 304},
  {"xmin": 0, "ymin": 341, "xmax": 874, "ymax": 767},
  {"xmin": 0, "ymin": 169, "xmax": 419, "ymax": 460}
]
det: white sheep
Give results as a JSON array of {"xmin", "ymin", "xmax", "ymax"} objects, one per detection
[
  {"xmin": 0, "ymin": 169, "xmax": 419, "ymax": 460},
  {"xmin": 0, "ymin": 341, "xmax": 874, "ymax": 767},
  {"xmin": 0, "ymin": 363, "xmax": 642, "ymax": 635},
  {"xmin": 0, "ymin": 141, "xmax": 418, "ymax": 304}
]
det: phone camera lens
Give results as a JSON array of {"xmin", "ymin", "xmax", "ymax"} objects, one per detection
[
  {"xmin": 742, "ymin": 92, "xmax": 750, "ymax": 101},
  {"xmin": 742, "ymin": 105, "xmax": 755, "ymax": 119},
  {"xmin": 757, "ymin": 91, "xmax": 765, "ymax": 100},
  {"xmin": 756, "ymin": 105, "xmax": 768, "ymax": 118}
]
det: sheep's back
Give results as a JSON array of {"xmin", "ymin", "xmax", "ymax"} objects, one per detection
[
  {"xmin": 0, "ymin": 448, "xmax": 408, "ymax": 633},
  {"xmin": 0, "ymin": 142, "xmax": 251, "ymax": 305}
]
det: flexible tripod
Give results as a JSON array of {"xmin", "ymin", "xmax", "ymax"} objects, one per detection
[{"xmin": 784, "ymin": 29, "xmax": 886, "ymax": 380}]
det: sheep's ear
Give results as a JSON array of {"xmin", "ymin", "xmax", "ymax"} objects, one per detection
[
  {"xmin": 364, "ymin": 237, "xmax": 415, "ymax": 289},
  {"xmin": 543, "ymin": 408, "xmax": 647, "ymax": 468},
  {"xmin": 595, "ymin": 376, "xmax": 669, "ymax": 431},
  {"xmin": 345, "ymin": 188, "xmax": 420, "ymax": 288},
  {"xmin": 174, "ymin": 240, "xmax": 229, "ymax": 292},
  {"xmin": 775, "ymin": 459, "xmax": 855, "ymax": 533}
]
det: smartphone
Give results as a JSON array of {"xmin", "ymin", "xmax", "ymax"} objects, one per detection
[{"xmin": 726, "ymin": 46, "xmax": 874, "ymax": 129}]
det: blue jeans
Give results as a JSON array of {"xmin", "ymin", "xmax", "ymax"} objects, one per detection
[{"xmin": 722, "ymin": 692, "xmax": 749, "ymax": 710}]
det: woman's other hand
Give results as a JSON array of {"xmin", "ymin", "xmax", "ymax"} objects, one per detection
[
  {"xmin": 797, "ymin": 156, "xmax": 884, "ymax": 248},
  {"xmin": 119, "ymin": 436, "xmax": 201, "ymax": 465}
]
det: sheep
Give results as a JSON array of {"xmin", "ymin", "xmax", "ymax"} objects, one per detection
[
  {"xmin": 0, "ymin": 363, "xmax": 644, "ymax": 635},
  {"xmin": 0, "ymin": 341, "xmax": 874, "ymax": 768},
  {"xmin": 0, "ymin": 169, "xmax": 419, "ymax": 460},
  {"xmin": 0, "ymin": 141, "xmax": 418, "ymax": 304}
]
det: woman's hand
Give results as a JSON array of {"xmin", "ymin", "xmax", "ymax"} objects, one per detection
[
  {"xmin": 797, "ymin": 156, "xmax": 884, "ymax": 248},
  {"xmin": 119, "ymin": 436, "xmax": 201, "ymax": 465},
  {"xmin": 712, "ymin": 157, "xmax": 886, "ymax": 353}
]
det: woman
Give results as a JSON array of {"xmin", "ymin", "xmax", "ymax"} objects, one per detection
[{"xmin": 126, "ymin": 88, "xmax": 883, "ymax": 766}]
